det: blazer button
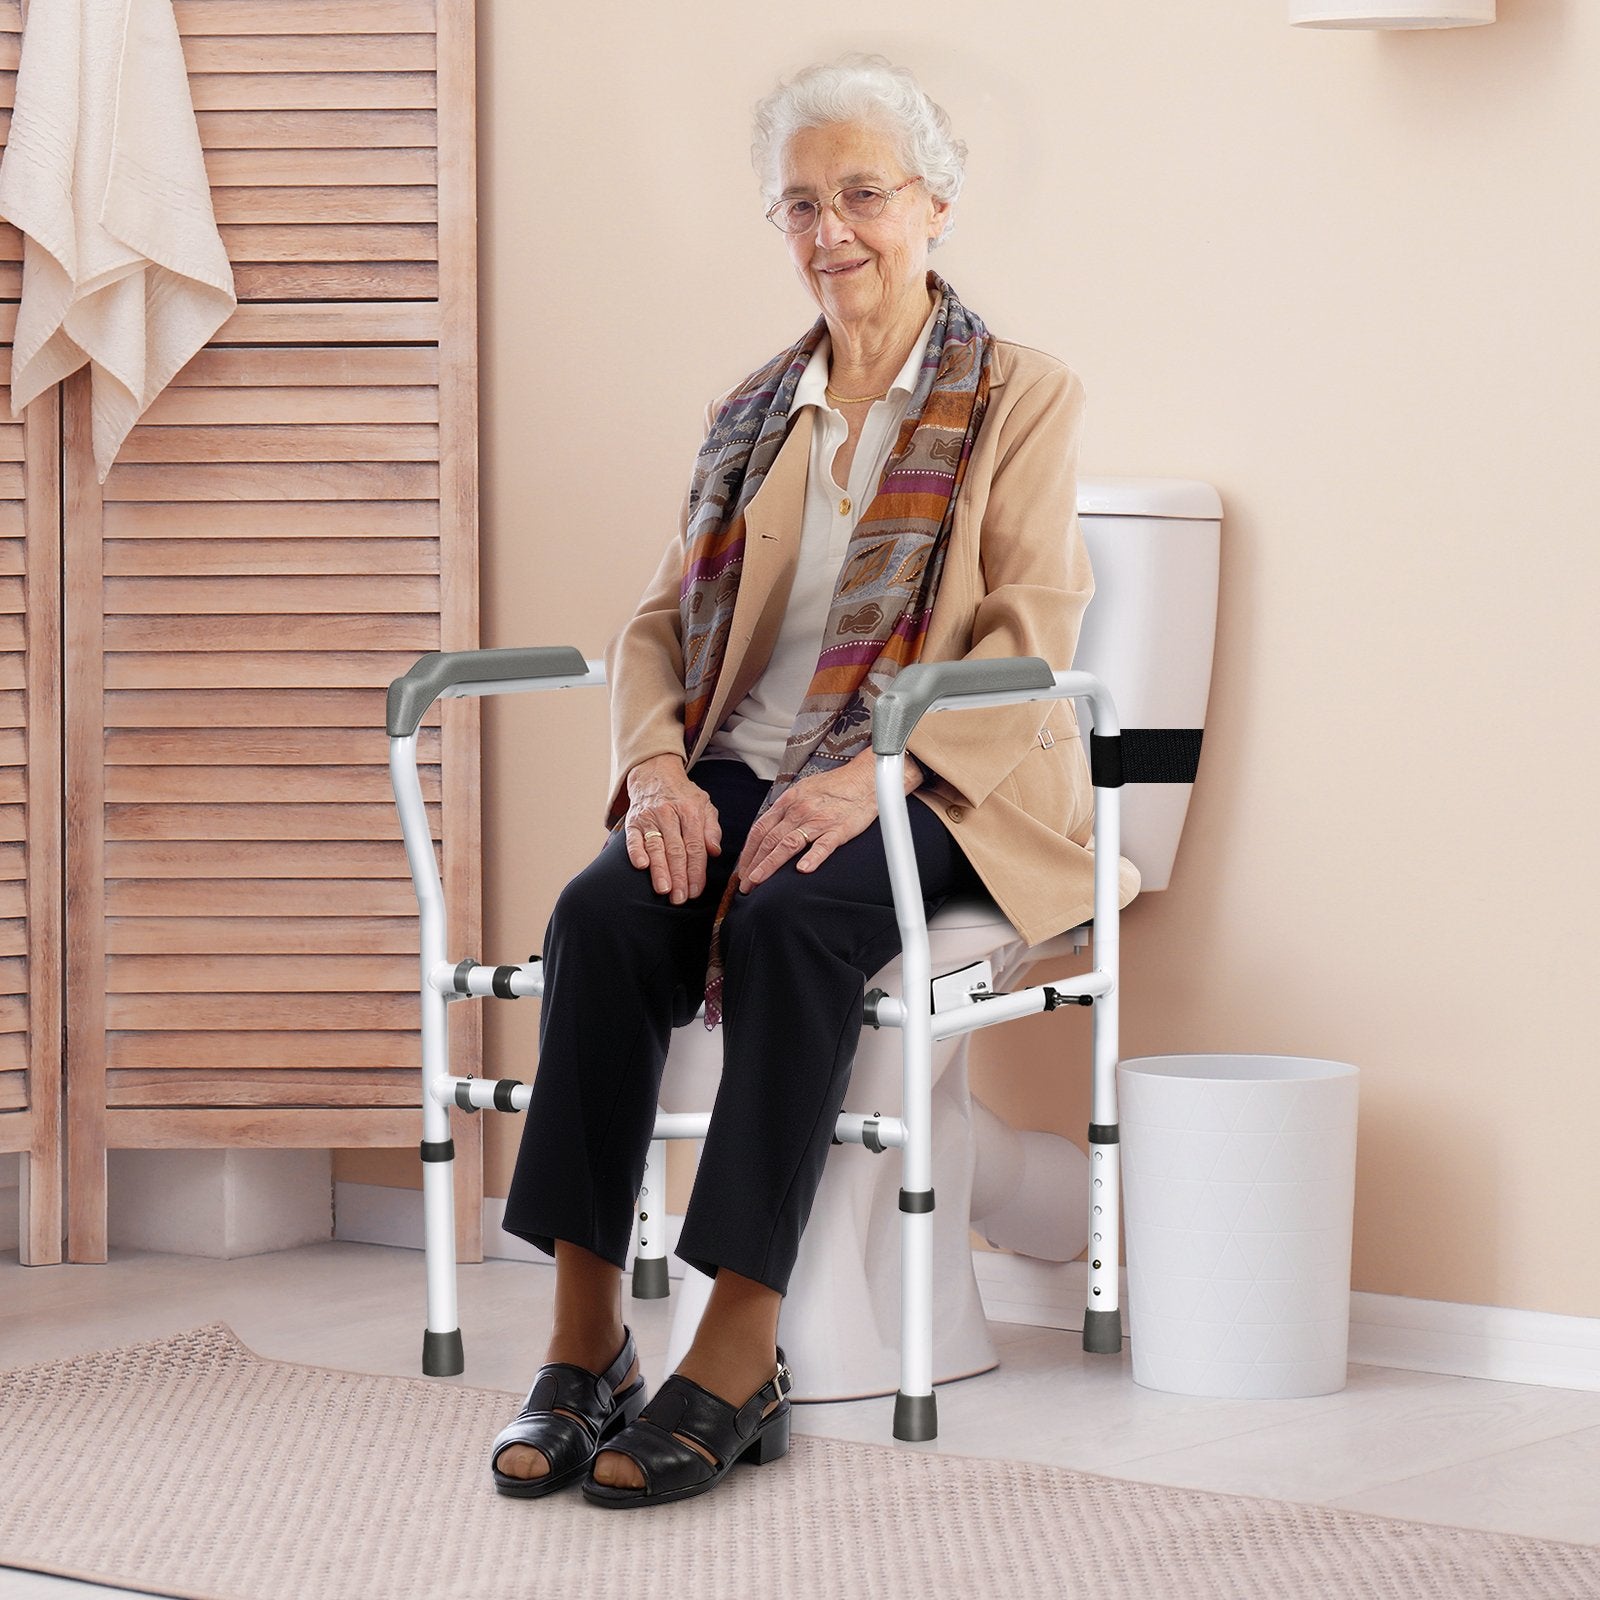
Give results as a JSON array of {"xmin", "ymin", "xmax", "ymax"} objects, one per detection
[{"xmin": 946, "ymin": 804, "xmax": 966, "ymax": 823}]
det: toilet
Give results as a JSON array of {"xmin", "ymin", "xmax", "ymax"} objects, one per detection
[{"xmin": 656, "ymin": 476, "xmax": 1223, "ymax": 1399}]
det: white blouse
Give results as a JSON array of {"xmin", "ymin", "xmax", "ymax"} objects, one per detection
[{"xmin": 704, "ymin": 296, "xmax": 942, "ymax": 781}]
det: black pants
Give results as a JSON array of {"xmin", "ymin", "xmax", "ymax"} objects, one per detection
[{"xmin": 501, "ymin": 757, "xmax": 982, "ymax": 1296}]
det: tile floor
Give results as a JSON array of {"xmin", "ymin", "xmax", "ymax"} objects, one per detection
[{"xmin": 4, "ymin": 1239, "xmax": 1599, "ymax": 1598}]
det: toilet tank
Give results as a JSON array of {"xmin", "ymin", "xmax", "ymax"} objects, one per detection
[{"xmin": 1071, "ymin": 476, "xmax": 1222, "ymax": 893}]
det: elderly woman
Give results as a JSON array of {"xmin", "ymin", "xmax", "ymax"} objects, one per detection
[{"xmin": 491, "ymin": 54, "xmax": 1094, "ymax": 1508}]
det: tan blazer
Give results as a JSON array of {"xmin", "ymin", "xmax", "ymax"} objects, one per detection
[{"xmin": 603, "ymin": 338, "xmax": 1140, "ymax": 948}]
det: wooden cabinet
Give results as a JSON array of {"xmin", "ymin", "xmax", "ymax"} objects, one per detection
[{"xmin": 1, "ymin": 0, "xmax": 482, "ymax": 1265}]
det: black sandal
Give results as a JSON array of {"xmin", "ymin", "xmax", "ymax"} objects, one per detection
[
  {"xmin": 579, "ymin": 1348, "xmax": 793, "ymax": 1508},
  {"xmin": 489, "ymin": 1325, "xmax": 648, "ymax": 1498}
]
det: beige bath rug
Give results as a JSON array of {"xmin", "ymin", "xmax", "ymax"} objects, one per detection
[{"xmin": 3, "ymin": 1322, "xmax": 1599, "ymax": 1600}]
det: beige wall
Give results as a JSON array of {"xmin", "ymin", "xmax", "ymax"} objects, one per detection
[{"xmin": 338, "ymin": 0, "xmax": 1600, "ymax": 1319}]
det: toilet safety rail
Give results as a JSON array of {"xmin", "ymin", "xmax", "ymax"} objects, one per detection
[{"xmin": 387, "ymin": 646, "xmax": 1125, "ymax": 1443}]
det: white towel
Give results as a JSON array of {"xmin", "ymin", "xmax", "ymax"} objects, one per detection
[{"xmin": 0, "ymin": 0, "xmax": 236, "ymax": 482}]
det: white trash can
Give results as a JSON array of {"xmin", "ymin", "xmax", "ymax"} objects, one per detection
[{"xmin": 1117, "ymin": 1054, "xmax": 1359, "ymax": 1399}]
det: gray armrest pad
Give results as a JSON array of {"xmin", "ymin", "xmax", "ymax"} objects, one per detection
[
  {"xmin": 872, "ymin": 657, "xmax": 1056, "ymax": 755},
  {"xmin": 386, "ymin": 646, "xmax": 590, "ymax": 737}
]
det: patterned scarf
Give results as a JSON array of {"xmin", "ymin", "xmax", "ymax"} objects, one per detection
[{"xmin": 680, "ymin": 270, "xmax": 992, "ymax": 1026}]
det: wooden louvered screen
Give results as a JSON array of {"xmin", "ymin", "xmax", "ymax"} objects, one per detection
[
  {"xmin": 0, "ymin": 360, "xmax": 63, "ymax": 1267},
  {"xmin": 0, "ymin": 0, "xmax": 66, "ymax": 1266},
  {"xmin": 60, "ymin": 0, "xmax": 481, "ymax": 1261}
]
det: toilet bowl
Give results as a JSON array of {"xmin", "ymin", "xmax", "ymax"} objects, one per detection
[{"xmin": 660, "ymin": 896, "xmax": 1109, "ymax": 1397}]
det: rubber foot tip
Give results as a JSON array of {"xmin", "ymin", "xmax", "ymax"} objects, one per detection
[
  {"xmin": 1083, "ymin": 1307, "xmax": 1123, "ymax": 1354},
  {"xmin": 630, "ymin": 1255, "xmax": 670, "ymax": 1299},
  {"xmin": 422, "ymin": 1327, "xmax": 464, "ymax": 1376},
  {"xmin": 893, "ymin": 1390, "xmax": 938, "ymax": 1441}
]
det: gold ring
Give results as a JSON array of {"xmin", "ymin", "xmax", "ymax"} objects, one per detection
[
  {"xmin": 797, "ymin": 827, "xmax": 810, "ymax": 843},
  {"xmin": 641, "ymin": 828, "xmax": 663, "ymax": 840}
]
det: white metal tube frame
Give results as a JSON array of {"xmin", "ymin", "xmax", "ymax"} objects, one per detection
[
  {"xmin": 867, "ymin": 655, "xmax": 1122, "ymax": 1440},
  {"xmin": 387, "ymin": 647, "xmax": 1124, "ymax": 1444}
]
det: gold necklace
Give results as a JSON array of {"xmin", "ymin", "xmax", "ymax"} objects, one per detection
[{"xmin": 825, "ymin": 383, "xmax": 889, "ymax": 405}]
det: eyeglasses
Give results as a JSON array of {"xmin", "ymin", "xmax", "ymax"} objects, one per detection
[{"xmin": 765, "ymin": 177, "xmax": 925, "ymax": 234}]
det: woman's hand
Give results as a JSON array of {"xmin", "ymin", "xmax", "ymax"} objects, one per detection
[
  {"xmin": 737, "ymin": 750, "xmax": 923, "ymax": 889},
  {"xmin": 624, "ymin": 754, "xmax": 722, "ymax": 903}
]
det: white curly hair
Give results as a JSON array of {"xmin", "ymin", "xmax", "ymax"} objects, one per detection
[{"xmin": 751, "ymin": 54, "xmax": 967, "ymax": 247}]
